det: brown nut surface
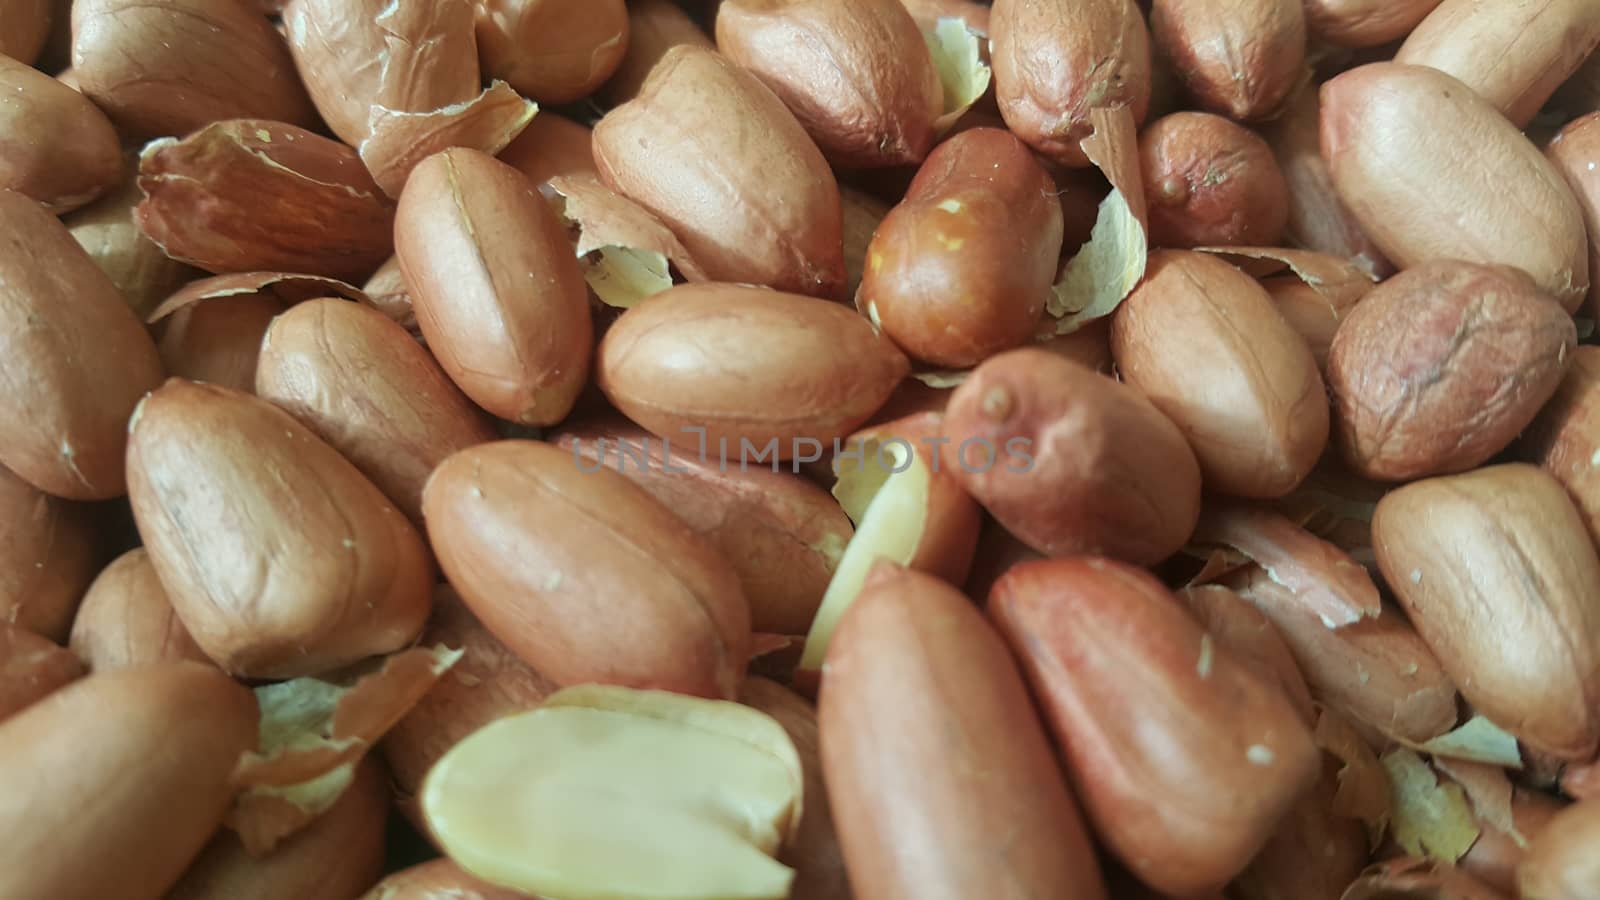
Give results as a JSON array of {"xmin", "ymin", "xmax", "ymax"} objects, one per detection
[
  {"xmin": 0, "ymin": 662, "xmax": 258, "ymax": 900},
  {"xmin": 282, "ymin": 0, "xmax": 479, "ymax": 147},
  {"xmin": 64, "ymin": 175, "xmax": 199, "ymax": 322},
  {"xmin": 941, "ymin": 348, "xmax": 1201, "ymax": 564},
  {"xmin": 990, "ymin": 558, "xmax": 1322, "ymax": 897},
  {"xmin": 1522, "ymin": 345, "xmax": 1600, "ymax": 546},
  {"xmin": 820, "ymin": 563, "xmax": 1107, "ymax": 900},
  {"xmin": 1519, "ymin": 798, "xmax": 1600, "ymax": 900},
  {"xmin": 1395, "ymin": 0, "xmax": 1600, "ymax": 128},
  {"xmin": 1149, "ymin": 0, "xmax": 1306, "ymax": 121},
  {"xmin": 0, "ymin": 0, "xmax": 51, "ymax": 64},
  {"xmin": 0, "ymin": 624, "xmax": 83, "ymax": 724},
  {"xmin": 593, "ymin": 45, "xmax": 846, "ymax": 299},
  {"xmin": 598, "ymin": 282, "xmax": 909, "ymax": 459},
  {"xmin": 166, "ymin": 757, "xmax": 388, "ymax": 900},
  {"xmin": 991, "ymin": 0, "xmax": 1152, "ymax": 167},
  {"xmin": 600, "ymin": 0, "xmax": 713, "ymax": 106},
  {"xmin": 0, "ymin": 464, "xmax": 98, "ymax": 642},
  {"xmin": 423, "ymin": 440, "xmax": 751, "ymax": 700},
  {"xmin": 1111, "ymin": 249, "xmax": 1329, "ymax": 498},
  {"xmin": 395, "ymin": 147, "xmax": 592, "ymax": 426},
  {"xmin": 136, "ymin": 120, "xmax": 396, "ymax": 282},
  {"xmin": 0, "ymin": 55, "xmax": 120, "ymax": 214},
  {"xmin": 127, "ymin": 380, "xmax": 434, "ymax": 679},
  {"xmin": 1373, "ymin": 464, "xmax": 1600, "ymax": 761},
  {"xmin": 1548, "ymin": 112, "xmax": 1600, "ymax": 318},
  {"xmin": 1321, "ymin": 63, "xmax": 1590, "ymax": 312},
  {"xmin": 0, "ymin": 189, "xmax": 164, "ymax": 501},
  {"xmin": 858, "ymin": 127, "xmax": 1063, "ymax": 367},
  {"xmin": 716, "ymin": 0, "xmax": 942, "ymax": 168},
  {"xmin": 1140, "ymin": 111, "xmax": 1289, "ymax": 248},
  {"xmin": 476, "ymin": 0, "xmax": 628, "ymax": 104},
  {"xmin": 1304, "ymin": 0, "xmax": 1442, "ymax": 48},
  {"xmin": 153, "ymin": 292, "xmax": 285, "ymax": 394},
  {"xmin": 1328, "ymin": 260, "xmax": 1575, "ymax": 481},
  {"xmin": 496, "ymin": 111, "xmax": 599, "ymax": 188},
  {"xmin": 553, "ymin": 419, "xmax": 852, "ymax": 637},
  {"xmin": 256, "ymin": 299, "xmax": 496, "ymax": 524},
  {"xmin": 68, "ymin": 548, "xmax": 206, "ymax": 672},
  {"xmin": 72, "ymin": 0, "xmax": 316, "ymax": 139}
]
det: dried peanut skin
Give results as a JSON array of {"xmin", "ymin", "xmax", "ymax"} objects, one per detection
[
  {"xmin": 1321, "ymin": 63, "xmax": 1590, "ymax": 312},
  {"xmin": 1327, "ymin": 260, "xmax": 1576, "ymax": 481},
  {"xmin": 1522, "ymin": 345, "xmax": 1600, "ymax": 546},
  {"xmin": 858, "ymin": 128, "xmax": 1063, "ymax": 367},
  {"xmin": 1304, "ymin": 0, "xmax": 1441, "ymax": 48},
  {"xmin": 1547, "ymin": 112, "xmax": 1600, "ymax": 318},
  {"xmin": 1149, "ymin": 0, "xmax": 1306, "ymax": 121},
  {"xmin": 1374, "ymin": 464, "xmax": 1600, "ymax": 761},
  {"xmin": 991, "ymin": 0, "xmax": 1152, "ymax": 167},
  {"xmin": 1140, "ymin": 111, "xmax": 1289, "ymax": 248}
]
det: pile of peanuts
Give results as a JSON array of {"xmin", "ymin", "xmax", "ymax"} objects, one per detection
[{"xmin": 3, "ymin": 0, "xmax": 1600, "ymax": 897}]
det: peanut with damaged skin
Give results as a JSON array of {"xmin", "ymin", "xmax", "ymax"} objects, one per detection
[
  {"xmin": 1149, "ymin": 0, "xmax": 1307, "ymax": 121},
  {"xmin": 1139, "ymin": 111, "xmax": 1289, "ymax": 248}
]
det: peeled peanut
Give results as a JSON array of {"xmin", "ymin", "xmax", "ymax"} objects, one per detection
[
  {"xmin": 475, "ymin": 0, "xmax": 628, "ymax": 104},
  {"xmin": 0, "ymin": 662, "xmax": 257, "ymax": 900},
  {"xmin": 256, "ymin": 299, "xmax": 496, "ymax": 524},
  {"xmin": 1140, "ymin": 111, "xmax": 1289, "ymax": 248},
  {"xmin": 1321, "ymin": 63, "xmax": 1590, "ymax": 311},
  {"xmin": 136, "ymin": 120, "xmax": 396, "ymax": 282},
  {"xmin": 1111, "ymin": 249, "xmax": 1329, "ymax": 498},
  {"xmin": 990, "ymin": 558, "xmax": 1321, "ymax": 896},
  {"xmin": 496, "ymin": 111, "xmax": 599, "ymax": 187},
  {"xmin": 395, "ymin": 147, "xmax": 592, "ymax": 426},
  {"xmin": 69, "ymin": 548, "xmax": 207, "ymax": 672},
  {"xmin": 1149, "ymin": 0, "xmax": 1306, "ymax": 121},
  {"xmin": 593, "ymin": 45, "xmax": 846, "ymax": 299},
  {"xmin": 0, "ymin": 624, "xmax": 82, "ymax": 723},
  {"xmin": 1304, "ymin": 0, "xmax": 1441, "ymax": 48},
  {"xmin": 991, "ymin": 0, "xmax": 1151, "ymax": 167},
  {"xmin": 65, "ymin": 176, "xmax": 199, "ymax": 322},
  {"xmin": 820, "ymin": 563, "xmax": 1107, "ymax": 899},
  {"xmin": 718, "ymin": 0, "xmax": 941, "ymax": 168},
  {"xmin": 381, "ymin": 586, "xmax": 557, "ymax": 825},
  {"xmin": 554, "ymin": 419, "xmax": 853, "ymax": 637},
  {"xmin": 282, "ymin": 0, "xmax": 479, "ymax": 146},
  {"xmin": 598, "ymin": 282, "xmax": 908, "ymax": 459},
  {"xmin": 72, "ymin": 0, "xmax": 316, "ymax": 138},
  {"xmin": 1328, "ymin": 260, "xmax": 1575, "ymax": 481},
  {"xmin": 423, "ymin": 440, "xmax": 751, "ymax": 699},
  {"xmin": 127, "ymin": 379, "xmax": 434, "ymax": 679},
  {"xmin": 153, "ymin": 291, "xmax": 285, "ymax": 394},
  {"xmin": 1519, "ymin": 797, "xmax": 1600, "ymax": 900},
  {"xmin": 0, "ymin": 55, "xmax": 120, "ymax": 214},
  {"xmin": 858, "ymin": 127, "xmax": 1063, "ymax": 367},
  {"xmin": 1548, "ymin": 112, "xmax": 1600, "ymax": 317},
  {"xmin": 361, "ymin": 860, "xmax": 527, "ymax": 900},
  {"xmin": 422, "ymin": 684, "xmax": 804, "ymax": 900},
  {"xmin": 0, "ymin": 189, "xmax": 164, "ymax": 501},
  {"xmin": 1396, "ymin": 0, "xmax": 1600, "ymax": 128},
  {"xmin": 0, "ymin": 464, "xmax": 98, "ymax": 642},
  {"xmin": 1523, "ymin": 346, "xmax": 1600, "ymax": 545},
  {"xmin": 941, "ymin": 347, "xmax": 1201, "ymax": 564},
  {"xmin": 601, "ymin": 0, "xmax": 713, "ymax": 106},
  {"xmin": 1374, "ymin": 464, "xmax": 1600, "ymax": 761},
  {"xmin": 167, "ymin": 757, "xmax": 388, "ymax": 900}
]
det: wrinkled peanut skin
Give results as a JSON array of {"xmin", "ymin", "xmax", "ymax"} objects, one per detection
[
  {"xmin": 1111, "ymin": 249, "xmax": 1329, "ymax": 498},
  {"xmin": 991, "ymin": 0, "xmax": 1152, "ymax": 167},
  {"xmin": 1327, "ymin": 260, "xmax": 1575, "ymax": 481},
  {"xmin": 593, "ymin": 45, "xmax": 846, "ymax": 300},
  {"xmin": 820, "ymin": 563, "xmax": 1107, "ymax": 900},
  {"xmin": 1140, "ymin": 111, "xmax": 1289, "ymax": 248},
  {"xmin": 1547, "ymin": 112, "xmax": 1600, "ymax": 318},
  {"xmin": 1519, "ymin": 797, "xmax": 1600, "ymax": 900},
  {"xmin": 1374, "ymin": 464, "xmax": 1600, "ymax": 761},
  {"xmin": 0, "ymin": 190, "xmax": 164, "ymax": 501},
  {"xmin": 990, "ymin": 558, "xmax": 1322, "ymax": 897},
  {"xmin": 1303, "ymin": 0, "xmax": 1441, "ymax": 48},
  {"xmin": 598, "ymin": 283, "xmax": 909, "ymax": 459},
  {"xmin": 859, "ymin": 128, "xmax": 1063, "ymax": 367},
  {"xmin": 717, "ymin": 0, "xmax": 942, "ymax": 168},
  {"xmin": 476, "ymin": 0, "xmax": 629, "ymax": 104},
  {"xmin": 0, "ymin": 663, "xmax": 258, "ymax": 900},
  {"xmin": 1396, "ymin": 0, "xmax": 1600, "ymax": 128},
  {"xmin": 942, "ymin": 348, "xmax": 1201, "ymax": 564},
  {"xmin": 68, "ymin": 548, "xmax": 207, "ymax": 672},
  {"xmin": 422, "ymin": 440, "xmax": 751, "ymax": 700},
  {"xmin": 1321, "ymin": 63, "xmax": 1590, "ymax": 312},
  {"xmin": 1149, "ymin": 0, "xmax": 1306, "ymax": 121}
]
